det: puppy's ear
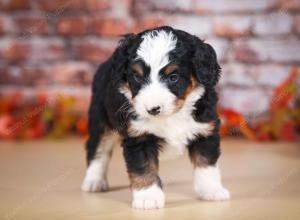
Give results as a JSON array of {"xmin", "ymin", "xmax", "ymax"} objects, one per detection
[
  {"xmin": 111, "ymin": 33, "xmax": 136, "ymax": 82},
  {"xmin": 192, "ymin": 38, "xmax": 221, "ymax": 87}
]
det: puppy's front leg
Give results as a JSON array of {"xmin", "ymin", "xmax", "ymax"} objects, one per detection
[
  {"xmin": 188, "ymin": 131, "xmax": 230, "ymax": 201},
  {"xmin": 123, "ymin": 136, "xmax": 165, "ymax": 209}
]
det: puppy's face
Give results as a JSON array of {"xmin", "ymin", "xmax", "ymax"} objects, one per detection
[
  {"xmin": 122, "ymin": 31, "xmax": 193, "ymax": 118},
  {"xmin": 119, "ymin": 28, "xmax": 220, "ymax": 119}
]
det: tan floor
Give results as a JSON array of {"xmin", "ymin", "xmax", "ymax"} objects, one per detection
[{"xmin": 0, "ymin": 138, "xmax": 300, "ymax": 220}]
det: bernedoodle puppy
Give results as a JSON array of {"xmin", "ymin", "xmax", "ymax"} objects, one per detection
[{"xmin": 81, "ymin": 26, "xmax": 230, "ymax": 209}]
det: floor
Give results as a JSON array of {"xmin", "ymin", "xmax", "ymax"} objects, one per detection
[{"xmin": 0, "ymin": 138, "xmax": 299, "ymax": 220}]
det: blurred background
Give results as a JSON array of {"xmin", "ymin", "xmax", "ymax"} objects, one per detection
[{"xmin": 0, "ymin": 0, "xmax": 299, "ymax": 141}]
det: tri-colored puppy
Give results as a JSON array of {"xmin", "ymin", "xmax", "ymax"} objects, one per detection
[{"xmin": 82, "ymin": 26, "xmax": 230, "ymax": 209}]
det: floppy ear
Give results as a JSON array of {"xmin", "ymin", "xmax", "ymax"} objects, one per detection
[
  {"xmin": 111, "ymin": 33, "xmax": 136, "ymax": 83},
  {"xmin": 192, "ymin": 39, "xmax": 221, "ymax": 87}
]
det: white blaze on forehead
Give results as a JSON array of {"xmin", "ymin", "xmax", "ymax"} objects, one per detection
[
  {"xmin": 133, "ymin": 30, "xmax": 178, "ymax": 118},
  {"xmin": 136, "ymin": 30, "xmax": 177, "ymax": 75}
]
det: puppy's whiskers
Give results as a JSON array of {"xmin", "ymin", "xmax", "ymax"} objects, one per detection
[{"xmin": 116, "ymin": 101, "xmax": 131, "ymax": 114}]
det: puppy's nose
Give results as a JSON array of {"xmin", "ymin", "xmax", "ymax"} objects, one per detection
[{"xmin": 147, "ymin": 106, "xmax": 161, "ymax": 116}]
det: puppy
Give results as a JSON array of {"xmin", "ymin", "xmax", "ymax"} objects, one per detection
[{"xmin": 81, "ymin": 26, "xmax": 230, "ymax": 209}]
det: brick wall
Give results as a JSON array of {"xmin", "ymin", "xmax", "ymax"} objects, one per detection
[{"xmin": 0, "ymin": 0, "xmax": 300, "ymax": 116}]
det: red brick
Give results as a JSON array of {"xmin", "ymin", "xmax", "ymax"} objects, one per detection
[
  {"xmin": 220, "ymin": 63, "xmax": 256, "ymax": 86},
  {"xmin": 0, "ymin": 0, "xmax": 30, "ymax": 11},
  {"xmin": 132, "ymin": 0, "xmax": 193, "ymax": 15},
  {"xmin": 36, "ymin": 0, "xmax": 84, "ymax": 12},
  {"xmin": 23, "ymin": 66, "xmax": 51, "ymax": 86},
  {"xmin": 0, "ymin": 16, "xmax": 14, "ymax": 35},
  {"xmin": 131, "ymin": 0, "xmax": 153, "ymax": 15},
  {"xmin": 108, "ymin": 0, "xmax": 132, "ymax": 16},
  {"xmin": 279, "ymin": 0, "xmax": 300, "ymax": 11},
  {"xmin": 52, "ymin": 62, "xmax": 94, "ymax": 86},
  {"xmin": 0, "ymin": 38, "xmax": 66, "ymax": 63},
  {"xmin": 56, "ymin": 17, "xmax": 88, "ymax": 36},
  {"xmin": 162, "ymin": 0, "xmax": 193, "ymax": 11},
  {"xmin": 133, "ymin": 16, "xmax": 165, "ymax": 33},
  {"xmin": 168, "ymin": 15, "xmax": 212, "ymax": 37},
  {"xmin": 0, "ymin": 66, "xmax": 50, "ymax": 86},
  {"xmin": 205, "ymin": 38, "xmax": 230, "ymax": 62},
  {"xmin": 295, "ymin": 15, "xmax": 300, "ymax": 34},
  {"xmin": 85, "ymin": 0, "xmax": 111, "ymax": 11},
  {"xmin": 194, "ymin": 0, "xmax": 278, "ymax": 13},
  {"xmin": 14, "ymin": 16, "xmax": 49, "ymax": 35},
  {"xmin": 253, "ymin": 13, "xmax": 293, "ymax": 35},
  {"xmin": 213, "ymin": 16, "xmax": 252, "ymax": 38},
  {"xmin": 0, "ymin": 17, "xmax": 4, "ymax": 35},
  {"xmin": 0, "ymin": 39, "xmax": 29, "ymax": 63},
  {"xmin": 0, "ymin": 66, "xmax": 9, "ymax": 83},
  {"xmin": 233, "ymin": 45, "xmax": 258, "ymax": 64},
  {"xmin": 233, "ymin": 38, "xmax": 300, "ymax": 63},
  {"xmin": 219, "ymin": 87, "xmax": 272, "ymax": 115},
  {"xmin": 221, "ymin": 63, "xmax": 292, "ymax": 87},
  {"xmin": 254, "ymin": 65, "xmax": 292, "ymax": 87},
  {"xmin": 92, "ymin": 17, "xmax": 129, "ymax": 37},
  {"xmin": 151, "ymin": 0, "xmax": 193, "ymax": 12},
  {"xmin": 72, "ymin": 38, "xmax": 116, "ymax": 63},
  {"xmin": 28, "ymin": 38, "xmax": 66, "ymax": 62}
]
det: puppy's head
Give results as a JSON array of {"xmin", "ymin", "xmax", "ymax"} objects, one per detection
[{"xmin": 117, "ymin": 26, "xmax": 220, "ymax": 119}]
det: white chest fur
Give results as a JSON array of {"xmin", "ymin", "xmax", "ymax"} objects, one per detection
[{"xmin": 130, "ymin": 87, "xmax": 214, "ymax": 157}]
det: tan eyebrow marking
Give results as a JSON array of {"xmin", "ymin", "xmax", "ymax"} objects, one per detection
[
  {"xmin": 165, "ymin": 64, "xmax": 179, "ymax": 75},
  {"xmin": 131, "ymin": 63, "xmax": 144, "ymax": 76}
]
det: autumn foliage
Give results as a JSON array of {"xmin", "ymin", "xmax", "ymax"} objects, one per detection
[
  {"xmin": 219, "ymin": 67, "xmax": 299, "ymax": 141},
  {"xmin": 0, "ymin": 68, "xmax": 299, "ymax": 141},
  {"xmin": 0, "ymin": 94, "xmax": 88, "ymax": 139}
]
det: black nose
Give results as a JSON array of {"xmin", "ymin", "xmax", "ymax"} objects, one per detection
[{"xmin": 147, "ymin": 106, "xmax": 161, "ymax": 115}]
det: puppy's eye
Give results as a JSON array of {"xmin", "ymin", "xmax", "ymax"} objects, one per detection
[
  {"xmin": 132, "ymin": 70, "xmax": 139, "ymax": 77},
  {"xmin": 133, "ymin": 74, "xmax": 145, "ymax": 84},
  {"xmin": 168, "ymin": 73, "xmax": 179, "ymax": 83}
]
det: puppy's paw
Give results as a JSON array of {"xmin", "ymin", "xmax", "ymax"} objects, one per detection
[
  {"xmin": 81, "ymin": 177, "xmax": 108, "ymax": 192},
  {"xmin": 132, "ymin": 184, "xmax": 165, "ymax": 209},
  {"xmin": 194, "ymin": 166, "xmax": 230, "ymax": 201},
  {"xmin": 196, "ymin": 185, "xmax": 230, "ymax": 201}
]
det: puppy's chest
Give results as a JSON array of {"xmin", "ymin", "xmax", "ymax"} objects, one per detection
[{"xmin": 130, "ymin": 111, "xmax": 213, "ymax": 156}]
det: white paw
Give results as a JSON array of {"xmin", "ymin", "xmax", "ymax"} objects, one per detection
[
  {"xmin": 132, "ymin": 184, "xmax": 165, "ymax": 209},
  {"xmin": 194, "ymin": 166, "xmax": 230, "ymax": 201},
  {"xmin": 81, "ymin": 177, "xmax": 108, "ymax": 192},
  {"xmin": 196, "ymin": 185, "xmax": 230, "ymax": 201},
  {"xmin": 82, "ymin": 160, "xmax": 109, "ymax": 192}
]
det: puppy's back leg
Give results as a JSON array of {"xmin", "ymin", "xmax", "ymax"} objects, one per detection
[{"xmin": 82, "ymin": 129, "xmax": 120, "ymax": 192}]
